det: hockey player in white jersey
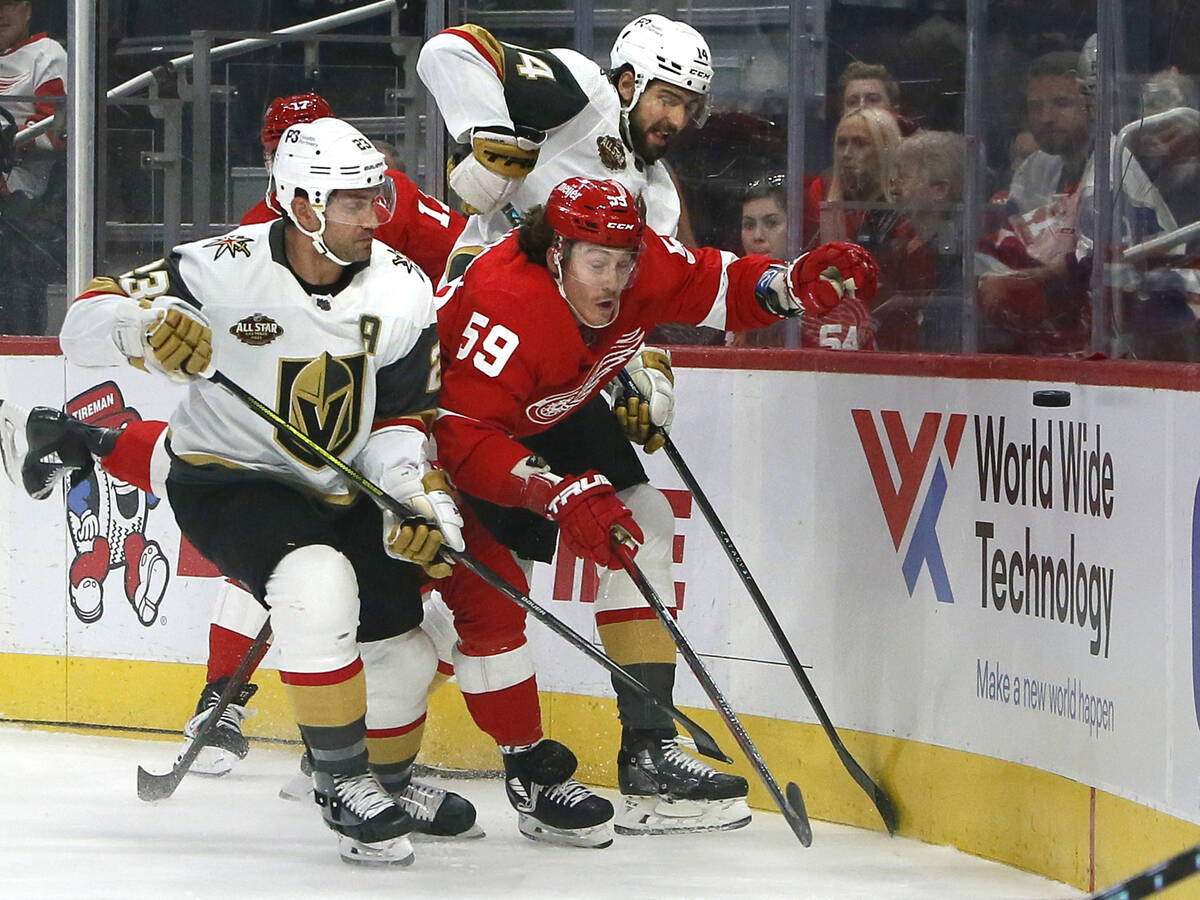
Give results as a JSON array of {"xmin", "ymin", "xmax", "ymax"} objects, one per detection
[
  {"xmin": 57, "ymin": 118, "xmax": 477, "ymax": 866},
  {"xmin": 418, "ymin": 13, "xmax": 710, "ymax": 278},
  {"xmin": 419, "ymin": 16, "xmax": 756, "ymax": 836}
]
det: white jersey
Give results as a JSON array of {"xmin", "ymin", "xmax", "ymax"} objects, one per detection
[
  {"xmin": 61, "ymin": 220, "xmax": 440, "ymax": 501},
  {"xmin": 0, "ymin": 32, "xmax": 66, "ymax": 198},
  {"xmin": 417, "ymin": 26, "xmax": 681, "ymax": 254}
]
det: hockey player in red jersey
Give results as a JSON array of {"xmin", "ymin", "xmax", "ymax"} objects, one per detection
[{"xmin": 433, "ymin": 176, "xmax": 878, "ymax": 837}]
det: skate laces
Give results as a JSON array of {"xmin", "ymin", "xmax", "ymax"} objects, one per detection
[
  {"xmin": 184, "ymin": 700, "xmax": 253, "ymax": 739},
  {"xmin": 658, "ymin": 739, "xmax": 716, "ymax": 778},
  {"xmin": 543, "ymin": 778, "xmax": 594, "ymax": 807},
  {"xmin": 334, "ymin": 773, "xmax": 398, "ymax": 820},
  {"xmin": 398, "ymin": 780, "xmax": 445, "ymax": 823}
]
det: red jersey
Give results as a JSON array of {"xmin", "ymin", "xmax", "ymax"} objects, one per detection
[
  {"xmin": 240, "ymin": 169, "xmax": 466, "ymax": 283},
  {"xmin": 435, "ymin": 230, "xmax": 780, "ymax": 507}
]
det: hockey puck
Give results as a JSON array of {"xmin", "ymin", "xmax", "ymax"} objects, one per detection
[{"xmin": 1032, "ymin": 389, "xmax": 1071, "ymax": 408}]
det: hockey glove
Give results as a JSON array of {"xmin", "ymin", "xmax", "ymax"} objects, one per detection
[
  {"xmin": 611, "ymin": 347, "xmax": 675, "ymax": 454},
  {"xmin": 545, "ymin": 471, "xmax": 643, "ymax": 570},
  {"xmin": 764, "ymin": 242, "xmax": 880, "ymax": 318},
  {"xmin": 382, "ymin": 467, "xmax": 465, "ymax": 579},
  {"xmin": 113, "ymin": 295, "xmax": 213, "ymax": 382},
  {"xmin": 448, "ymin": 125, "xmax": 542, "ymax": 216}
]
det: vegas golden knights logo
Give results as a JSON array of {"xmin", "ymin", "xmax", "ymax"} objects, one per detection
[{"xmin": 276, "ymin": 352, "xmax": 367, "ymax": 468}]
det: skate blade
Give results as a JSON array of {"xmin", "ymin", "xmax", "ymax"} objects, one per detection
[
  {"xmin": 517, "ymin": 814, "xmax": 613, "ymax": 849},
  {"xmin": 614, "ymin": 796, "xmax": 752, "ymax": 836},
  {"xmin": 337, "ymin": 833, "xmax": 415, "ymax": 867},
  {"xmin": 412, "ymin": 822, "xmax": 486, "ymax": 842},
  {"xmin": 184, "ymin": 744, "xmax": 235, "ymax": 778},
  {"xmin": 0, "ymin": 400, "xmax": 30, "ymax": 491},
  {"xmin": 278, "ymin": 772, "xmax": 313, "ymax": 802}
]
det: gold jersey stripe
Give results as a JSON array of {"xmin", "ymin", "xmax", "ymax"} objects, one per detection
[
  {"xmin": 284, "ymin": 669, "xmax": 368, "ymax": 729},
  {"xmin": 366, "ymin": 725, "xmax": 426, "ymax": 767}
]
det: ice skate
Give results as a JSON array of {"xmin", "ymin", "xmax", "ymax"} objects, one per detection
[
  {"xmin": 0, "ymin": 401, "xmax": 115, "ymax": 499},
  {"xmin": 615, "ymin": 729, "xmax": 751, "ymax": 835},
  {"xmin": 182, "ymin": 678, "xmax": 258, "ymax": 777},
  {"xmin": 502, "ymin": 739, "xmax": 614, "ymax": 849},
  {"xmin": 312, "ymin": 770, "xmax": 415, "ymax": 866},
  {"xmin": 381, "ymin": 770, "xmax": 484, "ymax": 840}
]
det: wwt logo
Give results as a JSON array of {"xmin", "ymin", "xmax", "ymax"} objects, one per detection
[{"xmin": 852, "ymin": 410, "xmax": 967, "ymax": 604}]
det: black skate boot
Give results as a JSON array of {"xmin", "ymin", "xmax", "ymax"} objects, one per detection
[
  {"xmin": 182, "ymin": 678, "xmax": 258, "ymax": 777},
  {"xmin": 312, "ymin": 769, "xmax": 415, "ymax": 866},
  {"xmin": 0, "ymin": 401, "xmax": 117, "ymax": 500},
  {"xmin": 616, "ymin": 728, "xmax": 752, "ymax": 835},
  {"xmin": 501, "ymin": 739, "xmax": 614, "ymax": 849},
  {"xmin": 377, "ymin": 768, "xmax": 484, "ymax": 840}
]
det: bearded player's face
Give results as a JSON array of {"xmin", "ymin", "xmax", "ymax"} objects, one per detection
[{"xmin": 628, "ymin": 81, "xmax": 703, "ymax": 162}]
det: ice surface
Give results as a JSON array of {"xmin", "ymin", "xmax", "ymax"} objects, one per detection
[{"xmin": 0, "ymin": 725, "xmax": 1082, "ymax": 899}]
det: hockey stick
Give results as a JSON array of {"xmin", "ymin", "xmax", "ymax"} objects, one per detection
[
  {"xmin": 611, "ymin": 539, "xmax": 813, "ymax": 847},
  {"xmin": 618, "ymin": 369, "xmax": 898, "ymax": 834},
  {"xmin": 206, "ymin": 370, "xmax": 729, "ymax": 763},
  {"xmin": 1087, "ymin": 842, "xmax": 1200, "ymax": 899},
  {"xmin": 136, "ymin": 619, "xmax": 273, "ymax": 801}
]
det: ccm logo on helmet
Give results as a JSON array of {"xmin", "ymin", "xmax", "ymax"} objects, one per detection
[
  {"xmin": 609, "ymin": 222, "xmax": 636, "ymax": 230},
  {"xmin": 546, "ymin": 473, "xmax": 612, "ymax": 515}
]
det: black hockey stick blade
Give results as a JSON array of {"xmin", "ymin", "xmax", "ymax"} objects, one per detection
[
  {"xmin": 205, "ymin": 370, "xmax": 730, "ymax": 764},
  {"xmin": 785, "ymin": 782, "xmax": 813, "ymax": 847},
  {"xmin": 137, "ymin": 620, "xmax": 272, "ymax": 801},
  {"xmin": 618, "ymin": 370, "xmax": 899, "ymax": 835}
]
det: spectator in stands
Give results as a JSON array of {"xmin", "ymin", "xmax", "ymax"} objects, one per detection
[
  {"xmin": 732, "ymin": 175, "xmax": 875, "ymax": 350},
  {"xmin": 891, "ymin": 130, "xmax": 966, "ymax": 349},
  {"xmin": 0, "ymin": 0, "xmax": 66, "ymax": 335},
  {"xmin": 806, "ymin": 107, "xmax": 933, "ymax": 350},
  {"xmin": 977, "ymin": 45, "xmax": 1184, "ymax": 358},
  {"xmin": 836, "ymin": 61, "xmax": 900, "ymax": 119}
]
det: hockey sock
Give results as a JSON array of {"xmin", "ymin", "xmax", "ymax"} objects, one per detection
[
  {"xmin": 207, "ymin": 623, "xmax": 270, "ymax": 684},
  {"xmin": 100, "ymin": 419, "xmax": 167, "ymax": 494},
  {"xmin": 280, "ymin": 656, "xmax": 369, "ymax": 775},
  {"xmin": 597, "ymin": 612, "xmax": 678, "ymax": 732},
  {"xmin": 366, "ymin": 722, "xmax": 425, "ymax": 784}
]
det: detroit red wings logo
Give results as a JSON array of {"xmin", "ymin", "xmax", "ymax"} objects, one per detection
[
  {"xmin": 203, "ymin": 234, "xmax": 255, "ymax": 260},
  {"xmin": 525, "ymin": 329, "xmax": 645, "ymax": 425}
]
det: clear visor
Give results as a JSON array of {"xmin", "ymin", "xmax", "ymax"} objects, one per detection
[
  {"xmin": 322, "ymin": 181, "xmax": 397, "ymax": 226},
  {"xmin": 560, "ymin": 241, "xmax": 641, "ymax": 291}
]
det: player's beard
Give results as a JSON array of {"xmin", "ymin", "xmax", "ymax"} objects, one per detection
[{"xmin": 628, "ymin": 113, "xmax": 676, "ymax": 163}]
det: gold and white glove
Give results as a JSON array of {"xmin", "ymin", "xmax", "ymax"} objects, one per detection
[
  {"xmin": 112, "ymin": 295, "xmax": 213, "ymax": 382},
  {"xmin": 382, "ymin": 466, "xmax": 465, "ymax": 579},
  {"xmin": 611, "ymin": 347, "xmax": 675, "ymax": 454},
  {"xmin": 448, "ymin": 125, "xmax": 541, "ymax": 216}
]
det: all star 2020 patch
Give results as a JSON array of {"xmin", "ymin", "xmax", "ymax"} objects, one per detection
[
  {"xmin": 597, "ymin": 135, "xmax": 626, "ymax": 171},
  {"xmin": 230, "ymin": 313, "xmax": 284, "ymax": 346}
]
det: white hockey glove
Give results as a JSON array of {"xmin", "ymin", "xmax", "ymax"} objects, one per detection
[
  {"xmin": 112, "ymin": 295, "xmax": 213, "ymax": 382},
  {"xmin": 448, "ymin": 126, "xmax": 542, "ymax": 216},
  {"xmin": 610, "ymin": 347, "xmax": 675, "ymax": 454},
  {"xmin": 381, "ymin": 466, "xmax": 465, "ymax": 579}
]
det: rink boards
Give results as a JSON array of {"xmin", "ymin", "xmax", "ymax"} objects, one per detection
[{"xmin": 3, "ymin": 340, "xmax": 1200, "ymax": 890}]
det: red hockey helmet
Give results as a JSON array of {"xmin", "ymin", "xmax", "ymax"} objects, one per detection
[
  {"xmin": 544, "ymin": 177, "xmax": 645, "ymax": 248},
  {"xmin": 260, "ymin": 92, "xmax": 334, "ymax": 155}
]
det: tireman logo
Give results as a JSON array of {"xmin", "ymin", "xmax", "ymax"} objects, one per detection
[{"xmin": 853, "ymin": 410, "xmax": 968, "ymax": 604}]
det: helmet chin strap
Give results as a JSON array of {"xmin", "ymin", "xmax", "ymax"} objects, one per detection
[{"xmin": 292, "ymin": 207, "xmax": 354, "ymax": 267}]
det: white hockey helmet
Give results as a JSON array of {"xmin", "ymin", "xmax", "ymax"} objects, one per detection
[
  {"xmin": 270, "ymin": 117, "xmax": 397, "ymax": 265},
  {"xmin": 610, "ymin": 14, "xmax": 713, "ymax": 126}
]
